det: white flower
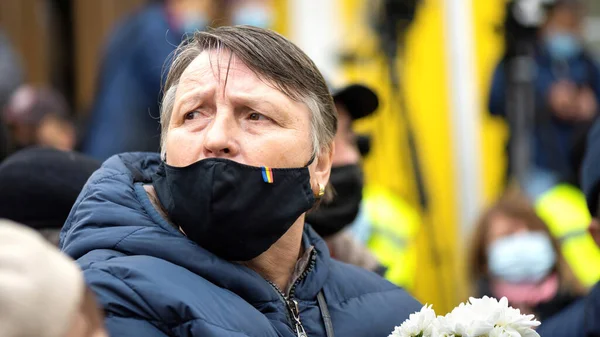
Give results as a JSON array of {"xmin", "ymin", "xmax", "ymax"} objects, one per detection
[
  {"xmin": 494, "ymin": 300, "xmax": 540, "ymax": 335},
  {"xmin": 434, "ymin": 302, "xmax": 494, "ymax": 337},
  {"xmin": 470, "ymin": 297, "xmax": 540, "ymax": 336},
  {"xmin": 388, "ymin": 304, "xmax": 436, "ymax": 337},
  {"xmin": 489, "ymin": 326, "xmax": 523, "ymax": 337},
  {"xmin": 390, "ymin": 296, "xmax": 540, "ymax": 337}
]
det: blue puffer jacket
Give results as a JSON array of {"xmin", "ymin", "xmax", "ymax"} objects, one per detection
[
  {"xmin": 536, "ymin": 281, "xmax": 600, "ymax": 337},
  {"xmin": 60, "ymin": 153, "xmax": 421, "ymax": 337}
]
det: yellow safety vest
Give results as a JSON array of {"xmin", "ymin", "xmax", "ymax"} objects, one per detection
[
  {"xmin": 535, "ymin": 184, "xmax": 600, "ymax": 287},
  {"xmin": 361, "ymin": 185, "xmax": 420, "ymax": 290}
]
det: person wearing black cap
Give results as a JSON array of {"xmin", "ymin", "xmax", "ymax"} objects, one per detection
[
  {"xmin": 0, "ymin": 147, "xmax": 100, "ymax": 246},
  {"xmin": 305, "ymin": 83, "xmax": 383, "ymax": 272}
]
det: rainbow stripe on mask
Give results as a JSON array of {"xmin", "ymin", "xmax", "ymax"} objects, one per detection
[{"xmin": 262, "ymin": 167, "xmax": 274, "ymax": 183}]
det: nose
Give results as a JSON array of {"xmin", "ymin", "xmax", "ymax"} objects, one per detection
[{"xmin": 202, "ymin": 110, "xmax": 239, "ymax": 158}]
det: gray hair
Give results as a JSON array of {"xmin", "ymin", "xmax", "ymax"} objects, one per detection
[{"xmin": 159, "ymin": 26, "xmax": 337, "ymax": 160}]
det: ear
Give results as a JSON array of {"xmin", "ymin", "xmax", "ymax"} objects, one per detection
[{"xmin": 311, "ymin": 143, "xmax": 334, "ymax": 195}]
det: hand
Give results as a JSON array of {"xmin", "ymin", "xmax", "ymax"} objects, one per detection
[
  {"xmin": 574, "ymin": 86, "xmax": 598, "ymax": 121},
  {"xmin": 548, "ymin": 81, "xmax": 578, "ymax": 121}
]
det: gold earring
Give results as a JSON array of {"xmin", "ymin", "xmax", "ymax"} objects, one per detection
[{"xmin": 316, "ymin": 184, "xmax": 325, "ymax": 199}]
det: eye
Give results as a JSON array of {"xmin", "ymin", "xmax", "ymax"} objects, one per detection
[
  {"xmin": 184, "ymin": 111, "xmax": 201, "ymax": 120},
  {"xmin": 248, "ymin": 112, "xmax": 269, "ymax": 121}
]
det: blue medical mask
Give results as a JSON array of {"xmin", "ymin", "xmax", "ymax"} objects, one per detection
[
  {"xmin": 232, "ymin": 6, "xmax": 272, "ymax": 28},
  {"xmin": 180, "ymin": 12, "xmax": 207, "ymax": 35},
  {"xmin": 545, "ymin": 32, "xmax": 582, "ymax": 60},
  {"xmin": 488, "ymin": 231, "xmax": 556, "ymax": 283}
]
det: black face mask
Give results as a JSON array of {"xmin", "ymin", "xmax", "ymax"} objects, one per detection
[
  {"xmin": 152, "ymin": 158, "xmax": 316, "ymax": 261},
  {"xmin": 306, "ymin": 164, "xmax": 363, "ymax": 238}
]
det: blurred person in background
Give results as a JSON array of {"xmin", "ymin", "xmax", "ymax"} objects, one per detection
[
  {"xmin": 83, "ymin": 0, "xmax": 221, "ymax": 160},
  {"xmin": 2, "ymin": 85, "xmax": 76, "ymax": 154},
  {"xmin": 322, "ymin": 86, "xmax": 419, "ymax": 290},
  {"xmin": 61, "ymin": 26, "xmax": 420, "ymax": 336},
  {"xmin": 305, "ymin": 82, "xmax": 420, "ymax": 290},
  {"xmin": 306, "ymin": 83, "xmax": 384, "ymax": 274},
  {"xmin": 469, "ymin": 192, "xmax": 587, "ymax": 321},
  {"xmin": 489, "ymin": 0, "xmax": 600, "ymax": 184},
  {"xmin": 228, "ymin": 0, "xmax": 273, "ymax": 27},
  {"xmin": 535, "ymin": 111, "xmax": 600, "ymax": 336},
  {"xmin": 0, "ymin": 219, "xmax": 108, "ymax": 337},
  {"xmin": 0, "ymin": 30, "xmax": 24, "ymax": 161},
  {"xmin": 83, "ymin": 0, "xmax": 274, "ymax": 161},
  {"xmin": 490, "ymin": 0, "xmax": 600, "ymax": 290},
  {"xmin": 0, "ymin": 147, "xmax": 100, "ymax": 246}
]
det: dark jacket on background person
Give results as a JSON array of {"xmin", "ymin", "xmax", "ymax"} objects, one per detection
[
  {"xmin": 60, "ymin": 152, "xmax": 421, "ymax": 336},
  {"xmin": 538, "ymin": 116, "xmax": 600, "ymax": 336},
  {"xmin": 83, "ymin": 4, "xmax": 182, "ymax": 161},
  {"xmin": 489, "ymin": 47, "xmax": 600, "ymax": 181},
  {"xmin": 536, "ymin": 282, "xmax": 600, "ymax": 337}
]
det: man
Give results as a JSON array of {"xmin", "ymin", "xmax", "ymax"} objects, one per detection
[
  {"xmin": 306, "ymin": 83, "xmax": 382, "ymax": 271},
  {"xmin": 0, "ymin": 147, "xmax": 100, "ymax": 246},
  {"xmin": 489, "ymin": 0, "xmax": 600, "ymax": 184},
  {"xmin": 307, "ymin": 83, "xmax": 420, "ymax": 289},
  {"xmin": 61, "ymin": 26, "xmax": 421, "ymax": 336},
  {"xmin": 0, "ymin": 220, "xmax": 108, "ymax": 337}
]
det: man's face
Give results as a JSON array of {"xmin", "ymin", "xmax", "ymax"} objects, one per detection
[
  {"xmin": 331, "ymin": 103, "xmax": 360, "ymax": 166},
  {"xmin": 170, "ymin": 0, "xmax": 214, "ymax": 16},
  {"xmin": 543, "ymin": 5, "xmax": 583, "ymax": 37},
  {"xmin": 164, "ymin": 50, "xmax": 331, "ymax": 186}
]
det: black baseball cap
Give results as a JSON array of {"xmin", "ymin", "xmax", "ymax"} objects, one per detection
[{"xmin": 331, "ymin": 84, "xmax": 379, "ymax": 120}]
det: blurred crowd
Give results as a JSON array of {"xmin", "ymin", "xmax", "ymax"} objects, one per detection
[{"xmin": 1, "ymin": 0, "xmax": 600, "ymax": 336}]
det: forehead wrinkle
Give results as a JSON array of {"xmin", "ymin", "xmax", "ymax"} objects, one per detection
[
  {"xmin": 180, "ymin": 51, "xmax": 310, "ymax": 127},
  {"xmin": 205, "ymin": 50, "xmax": 250, "ymax": 100},
  {"xmin": 177, "ymin": 74, "xmax": 214, "ymax": 109}
]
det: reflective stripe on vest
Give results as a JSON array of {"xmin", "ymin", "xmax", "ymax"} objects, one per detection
[
  {"xmin": 361, "ymin": 185, "xmax": 420, "ymax": 290},
  {"xmin": 535, "ymin": 184, "xmax": 600, "ymax": 287}
]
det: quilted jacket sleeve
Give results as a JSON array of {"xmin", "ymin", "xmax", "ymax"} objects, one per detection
[
  {"xmin": 104, "ymin": 316, "xmax": 169, "ymax": 337},
  {"xmin": 84, "ymin": 267, "xmax": 171, "ymax": 337}
]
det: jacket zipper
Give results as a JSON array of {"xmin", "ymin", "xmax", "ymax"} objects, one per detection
[{"xmin": 266, "ymin": 249, "xmax": 317, "ymax": 337}]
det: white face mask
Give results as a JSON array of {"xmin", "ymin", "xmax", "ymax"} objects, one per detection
[{"xmin": 487, "ymin": 231, "xmax": 557, "ymax": 283}]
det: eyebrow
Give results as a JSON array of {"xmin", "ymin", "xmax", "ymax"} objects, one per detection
[
  {"xmin": 177, "ymin": 83, "xmax": 214, "ymax": 111},
  {"xmin": 239, "ymin": 97, "xmax": 290, "ymax": 121},
  {"xmin": 177, "ymin": 93, "xmax": 203, "ymax": 113}
]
